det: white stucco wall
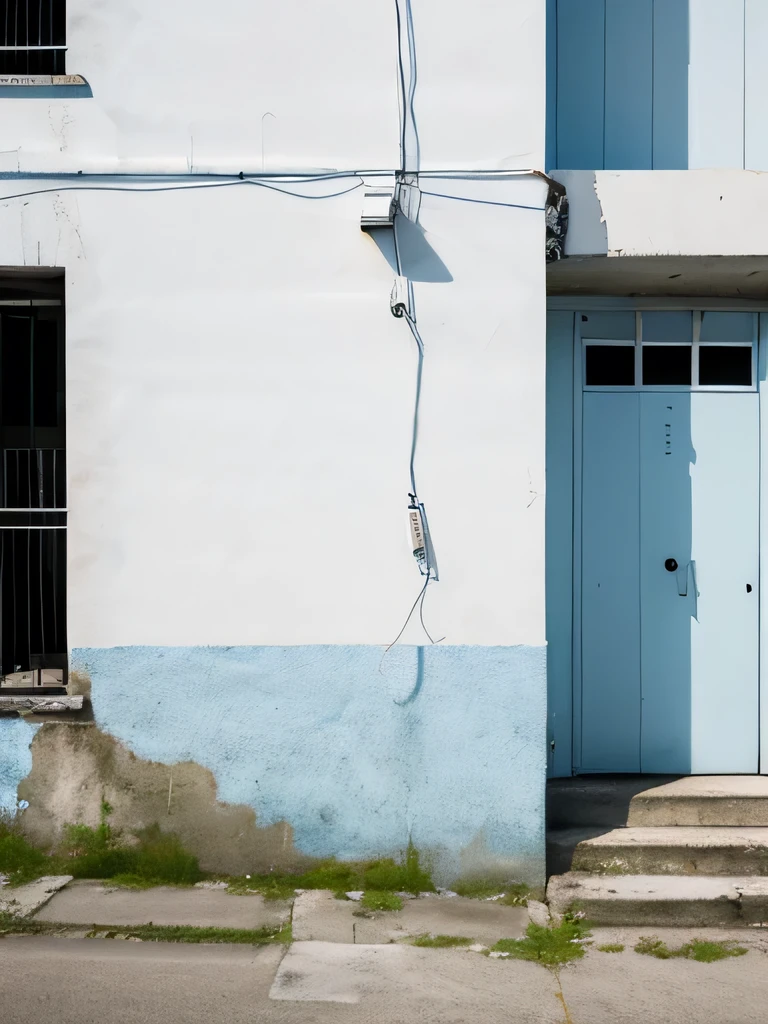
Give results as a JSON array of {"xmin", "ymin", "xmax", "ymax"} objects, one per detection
[
  {"xmin": 0, "ymin": 0, "xmax": 548, "ymax": 650},
  {"xmin": 2, "ymin": 0, "xmax": 543, "ymax": 175}
]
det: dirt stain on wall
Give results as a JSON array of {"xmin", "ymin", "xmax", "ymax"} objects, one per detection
[{"xmin": 18, "ymin": 721, "xmax": 312, "ymax": 876}]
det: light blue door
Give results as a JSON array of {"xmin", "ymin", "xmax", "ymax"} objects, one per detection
[{"xmin": 581, "ymin": 392, "xmax": 759, "ymax": 773}]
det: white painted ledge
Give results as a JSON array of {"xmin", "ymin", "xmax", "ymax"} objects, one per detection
[
  {"xmin": 0, "ymin": 694, "xmax": 83, "ymax": 713},
  {"xmin": 550, "ymin": 169, "xmax": 768, "ymax": 258}
]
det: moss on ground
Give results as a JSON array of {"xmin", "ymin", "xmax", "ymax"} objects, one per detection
[
  {"xmin": 410, "ymin": 933, "xmax": 473, "ymax": 947},
  {"xmin": 0, "ymin": 910, "xmax": 291, "ymax": 945},
  {"xmin": 597, "ymin": 943, "xmax": 625, "ymax": 953},
  {"xmin": 634, "ymin": 936, "xmax": 747, "ymax": 962}
]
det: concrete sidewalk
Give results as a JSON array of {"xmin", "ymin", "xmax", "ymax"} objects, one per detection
[{"xmin": 3, "ymin": 931, "xmax": 768, "ymax": 1024}]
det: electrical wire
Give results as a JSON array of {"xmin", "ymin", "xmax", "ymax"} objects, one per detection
[
  {"xmin": 394, "ymin": 0, "xmax": 408, "ymax": 171},
  {"xmin": 0, "ymin": 178, "xmax": 366, "ymax": 204},
  {"xmin": 420, "ymin": 189, "xmax": 545, "ymax": 212}
]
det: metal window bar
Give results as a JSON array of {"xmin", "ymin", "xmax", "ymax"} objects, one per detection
[
  {"xmin": 0, "ymin": 0, "xmax": 65, "ymax": 75},
  {"xmin": 0, "ymin": 526, "xmax": 66, "ymax": 679},
  {"xmin": 2, "ymin": 449, "xmax": 66, "ymax": 509}
]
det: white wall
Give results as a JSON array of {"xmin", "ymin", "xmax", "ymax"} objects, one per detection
[
  {"xmin": 0, "ymin": 0, "xmax": 548, "ymax": 650},
  {"xmin": 1, "ymin": 0, "xmax": 543, "ymax": 174}
]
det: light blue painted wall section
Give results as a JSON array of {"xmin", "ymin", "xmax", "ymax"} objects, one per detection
[
  {"xmin": 49, "ymin": 644, "xmax": 548, "ymax": 882},
  {"xmin": 549, "ymin": 0, "xmax": 688, "ymax": 170},
  {"xmin": 0, "ymin": 719, "xmax": 38, "ymax": 813}
]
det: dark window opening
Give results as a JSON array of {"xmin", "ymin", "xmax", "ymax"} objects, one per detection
[
  {"xmin": 642, "ymin": 345, "xmax": 691, "ymax": 386},
  {"xmin": 698, "ymin": 345, "xmax": 752, "ymax": 387},
  {"xmin": 585, "ymin": 345, "xmax": 634, "ymax": 386},
  {"xmin": 0, "ymin": 0, "xmax": 66, "ymax": 76},
  {"xmin": 0, "ymin": 291, "xmax": 66, "ymax": 691}
]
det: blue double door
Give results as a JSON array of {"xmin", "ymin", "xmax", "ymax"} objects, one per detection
[{"xmin": 580, "ymin": 391, "xmax": 759, "ymax": 774}]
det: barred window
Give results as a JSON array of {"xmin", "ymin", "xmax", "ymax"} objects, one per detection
[{"xmin": 0, "ymin": 0, "xmax": 66, "ymax": 76}]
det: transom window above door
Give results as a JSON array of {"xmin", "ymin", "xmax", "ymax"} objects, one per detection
[{"xmin": 582, "ymin": 310, "xmax": 757, "ymax": 392}]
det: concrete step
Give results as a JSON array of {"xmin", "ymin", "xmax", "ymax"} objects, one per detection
[
  {"xmin": 547, "ymin": 775, "xmax": 681, "ymax": 830},
  {"xmin": 547, "ymin": 872, "xmax": 768, "ymax": 927},
  {"xmin": 628, "ymin": 776, "xmax": 768, "ymax": 827},
  {"xmin": 572, "ymin": 827, "xmax": 768, "ymax": 876}
]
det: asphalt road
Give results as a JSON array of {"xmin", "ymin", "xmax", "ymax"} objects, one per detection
[{"xmin": 2, "ymin": 934, "xmax": 768, "ymax": 1024}]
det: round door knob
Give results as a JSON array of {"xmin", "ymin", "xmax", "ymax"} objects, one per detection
[{"xmin": 665, "ymin": 558, "xmax": 678, "ymax": 572}]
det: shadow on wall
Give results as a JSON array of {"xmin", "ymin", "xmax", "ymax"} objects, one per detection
[
  {"xmin": 18, "ymin": 722, "xmax": 313, "ymax": 876},
  {"xmin": 365, "ymin": 217, "xmax": 453, "ymax": 283}
]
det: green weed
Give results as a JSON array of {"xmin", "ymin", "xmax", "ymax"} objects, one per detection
[
  {"xmin": 489, "ymin": 912, "xmax": 592, "ymax": 968},
  {"xmin": 359, "ymin": 890, "xmax": 403, "ymax": 911},
  {"xmin": 597, "ymin": 943, "xmax": 625, "ymax": 953},
  {"xmin": 634, "ymin": 936, "xmax": 747, "ymax": 962},
  {"xmin": 0, "ymin": 817, "xmax": 50, "ymax": 885},
  {"xmin": 226, "ymin": 845, "xmax": 434, "ymax": 901},
  {"xmin": 410, "ymin": 933, "xmax": 473, "ymax": 947}
]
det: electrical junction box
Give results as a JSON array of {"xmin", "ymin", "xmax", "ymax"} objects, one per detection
[{"xmin": 360, "ymin": 190, "xmax": 395, "ymax": 229}]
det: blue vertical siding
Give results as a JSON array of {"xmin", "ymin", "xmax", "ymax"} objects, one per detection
[
  {"xmin": 550, "ymin": 0, "xmax": 688, "ymax": 170},
  {"xmin": 653, "ymin": 0, "xmax": 689, "ymax": 169},
  {"xmin": 556, "ymin": 0, "xmax": 605, "ymax": 169},
  {"xmin": 604, "ymin": 0, "xmax": 653, "ymax": 170},
  {"xmin": 546, "ymin": 0, "xmax": 558, "ymax": 171},
  {"xmin": 545, "ymin": 311, "xmax": 574, "ymax": 777}
]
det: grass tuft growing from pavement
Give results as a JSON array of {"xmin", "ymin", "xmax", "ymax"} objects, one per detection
[
  {"xmin": 0, "ymin": 911, "xmax": 292, "ymax": 945},
  {"xmin": 226, "ymin": 844, "xmax": 434, "ymax": 901},
  {"xmin": 634, "ymin": 936, "xmax": 747, "ymax": 962},
  {"xmin": 489, "ymin": 912, "xmax": 592, "ymax": 968},
  {"xmin": 452, "ymin": 877, "xmax": 538, "ymax": 904},
  {"xmin": 410, "ymin": 933, "xmax": 473, "ymax": 947},
  {"xmin": 597, "ymin": 943, "xmax": 625, "ymax": 953},
  {"xmin": 85, "ymin": 921, "xmax": 292, "ymax": 944},
  {"xmin": 359, "ymin": 890, "xmax": 403, "ymax": 912}
]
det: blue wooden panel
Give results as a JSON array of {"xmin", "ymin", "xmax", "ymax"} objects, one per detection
[
  {"xmin": 546, "ymin": 0, "xmax": 558, "ymax": 170},
  {"xmin": 546, "ymin": 312, "xmax": 574, "ymax": 777},
  {"xmin": 746, "ymin": 0, "xmax": 768, "ymax": 170},
  {"xmin": 639, "ymin": 394, "xmax": 693, "ymax": 773},
  {"xmin": 700, "ymin": 311, "xmax": 755, "ymax": 343},
  {"xmin": 604, "ymin": 0, "xmax": 653, "ymax": 169},
  {"xmin": 642, "ymin": 311, "xmax": 692, "ymax": 343},
  {"xmin": 579, "ymin": 311, "xmax": 635, "ymax": 340},
  {"xmin": 689, "ymin": 0, "xmax": 745, "ymax": 168},
  {"xmin": 580, "ymin": 393, "xmax": 641, "ymax": 771},
  {"xmin": 652, "ymin": 0, "xmax": 689, "ymax": 169},
  {"xmin": 556, "ymin": 0, "xmax": 605, "ymax": 169}
]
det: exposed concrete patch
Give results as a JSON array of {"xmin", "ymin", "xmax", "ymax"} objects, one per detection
[
  {"xmin": 33, "ymin": 880, "xmax": 291, "ymax": 929},
  {"xmin": 17, "ymin": 722, "xmax": 313, "ymax": 875},
  {"xmin": 0, "ymin": 875, "xmax": 72, "ymax": 918},
  {"xmin": 291, "ymin": 889, "xmax": 526, "ymax": 944}
]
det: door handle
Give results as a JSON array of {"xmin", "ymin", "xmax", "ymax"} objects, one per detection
[{"xmin": 665, "ymin": 558, "xmax": 697, "ymax": 597}]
